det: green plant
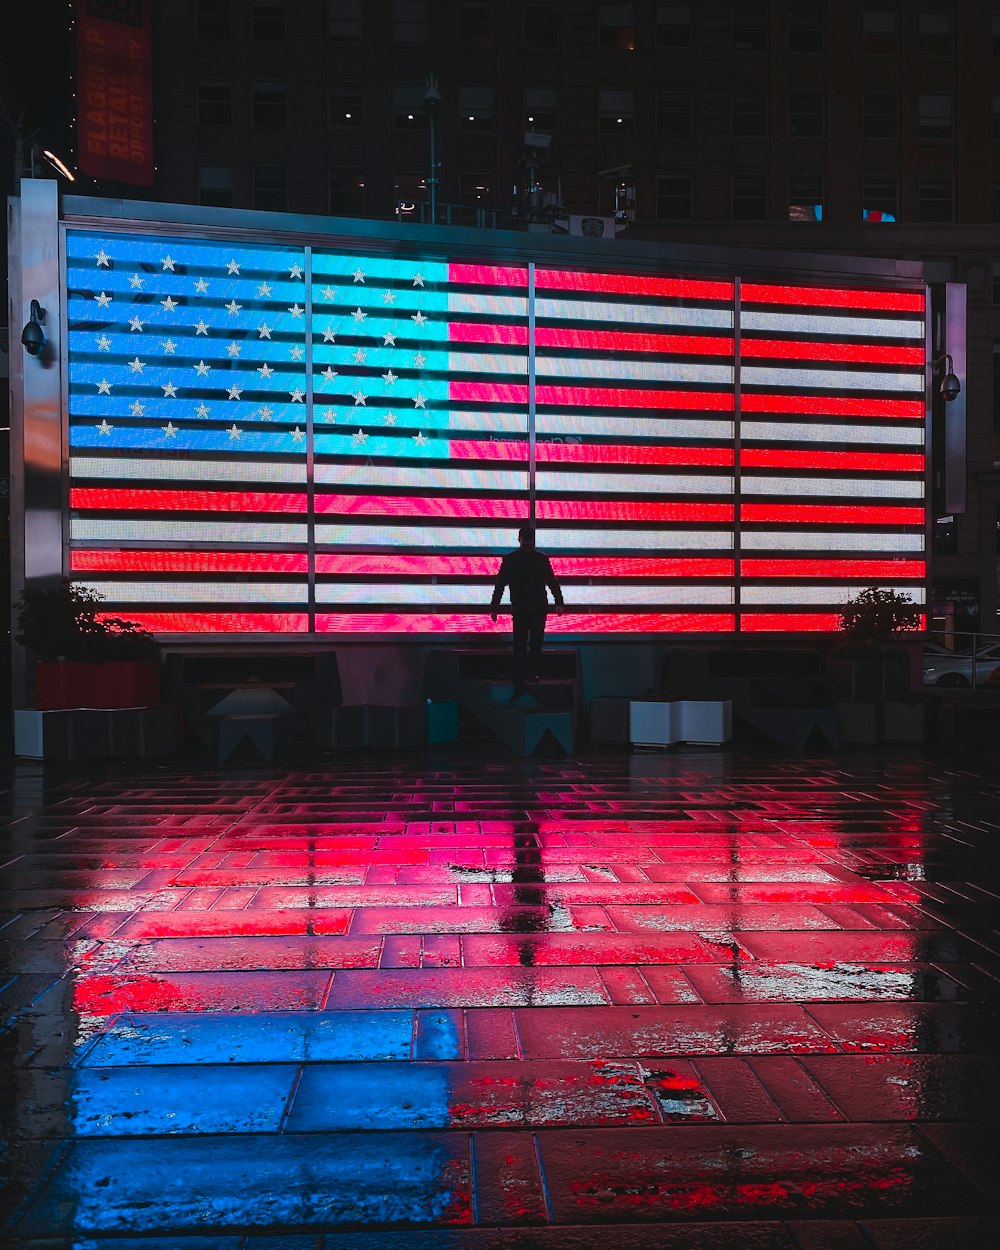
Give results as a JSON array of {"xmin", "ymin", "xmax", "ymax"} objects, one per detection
[
  {"xmin": 838, "ymin": 586, "xmax": 921, "ymax": 652},
  {"xmin": 15, "ymin": 580, "xmax": 158, "ymax": 662}
]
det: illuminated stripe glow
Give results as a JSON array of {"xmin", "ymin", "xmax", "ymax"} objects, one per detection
[
  {"xmin": 741, "ymin": 339, "xmax": 925, "ymax": 365},
  {"xmin": 741, "ymin": 284, "xmax": 925, "ymax": 312},
  {"xmin": 314, "ymin": 583, "xmax": 736, "ymax": 606},
  {"xmin": 741, "ymin": 476, "xmax": 924, "ymax": 498},
  {"xmin": 448, "ymin": 352, "xmax": 734, "ymax": 385},
  {"xmin": 741, "ymin": 559, "xmax": 926, "ymax": 579},
  {"xmin": 741, "ymin": 393, "xmax": 923, "ymax": 418},
  {"xmin": 315, "ymin": 611, "xmax": 737, "ymax": 633},
  {"xmin": 741, "ymin": 584, "xmax": 925, "ymax": 605},
  {"xmin": 452, "ymin": 441, "xmax": 736, "ymax": 466},
  {"xmin": 741, "ymin": 366, "xmax": 924, "ymax": 393},
  {"xmin": 742, "ymin": 421, "xmax": 923, "ymax": 445},
  {"xmin": 742, "ymin": 532, "xmax": 924, "ymax": 552},
  {"xmin": 80, "ymin": 581, "xmax": 309, "ymax": 604},
  {"xmin": 741, "ymin": 612, "xmax": 844, "ymax": 632},
  {"xmin": 449, "ymin": 322, "xmax": 734, "ymax": 355},
  {"xmin": 71, "ymin": 488, "xmax": 308, "ymax": 513},
  {"xmin": 70, "ymin": 458, "xmax": 307, "ymax": 483},
  {"xmin": 451, "ymin": 383, "xmax": 736, "ymax": 410},
  {"xmin": 315, "ymin": 464, "xmax": 527, "ymax": 492},
  {"xmin": 99, "ymin": 612, "xmax": 310, "ymax": 633},
  {"xmin": 741, "ymin": 504, "xmax": 924, "ymax": 525},
  {"xmin": 536, "ymin": 471, "xmax": 734, "ymax": 495},
  {"xmin": 741, "ymin": 449, "xmax": 924, "ymax": 472},
  {"xmin": 535, "ymin": 415, "xmax": 735, "ymax": 439},
  {"xmin": 313, "ymin": 524, "xmax": 735, "ymax": 551},
  {"xmin": 741, "ymin": 311, "xmax": 923, "ymax": 340},
  {"xmin": 72, "ymin": 550, "xmax": 310, "ymax": 573},
  {"xmin": 70, "ymin": 520, "xmax": 308, "ymax": 543}
]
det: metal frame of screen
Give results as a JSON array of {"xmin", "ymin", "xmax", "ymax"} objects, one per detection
[{"xmin": 49, "ymin": 197, "xmax": 929, "ymax": 640}]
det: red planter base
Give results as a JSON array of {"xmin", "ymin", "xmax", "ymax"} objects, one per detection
[{"xmin": 35, "ymin": 661, "xmax": 160, "ymax": 710}]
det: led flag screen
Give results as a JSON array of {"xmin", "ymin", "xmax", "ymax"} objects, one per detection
[{"xmin": 65, "ymin": 230, "xmax": 927, "ymax": 634}]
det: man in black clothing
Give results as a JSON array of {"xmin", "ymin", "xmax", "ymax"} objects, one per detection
[{"xmin": 490, "ymin": 526, "xmax": 564, "ymax": 696}]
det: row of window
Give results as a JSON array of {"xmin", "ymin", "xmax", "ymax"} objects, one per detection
[{"xmin": 196, "ymin": 1, "xmax": 973, "ymax": 56}]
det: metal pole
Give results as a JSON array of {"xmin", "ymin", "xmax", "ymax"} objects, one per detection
[{"xmin": 429, "ymin": 113, "xmax": 437, "ymax": 224}]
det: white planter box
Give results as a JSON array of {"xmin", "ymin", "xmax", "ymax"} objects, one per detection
[{"xmin": 629, "ymin": 700, "xmax": 732, "ymax": 747}]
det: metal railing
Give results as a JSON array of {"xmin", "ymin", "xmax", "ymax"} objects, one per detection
[{"xmin": 925, "ymin": 630, "xmax": 1000, "ymax": 690}]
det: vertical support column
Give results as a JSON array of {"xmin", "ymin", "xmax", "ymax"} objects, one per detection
[
  {"xmin": 9, "ymin": 179, "xmax": 63, "ymax": 708},
  {"xmin": 527, "ymin": 260, "xmax": 536, "ymax": 522},
  {"xmin": 733, "ymin": 276, "xmax": 742, "ymax": 633},
  {"xmin": 304, "ymin": 245, "xmax": 316, "ymax": 634},
  {"xmin": 943, "ymin": 282, "xmax": 967, "ymax": 515}
]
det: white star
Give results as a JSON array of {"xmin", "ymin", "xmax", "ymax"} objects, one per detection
[
  {"xmin": 161, "ymin": 295, "xmax": 178, "ymax": 312},
  {"xmin": 382, "ymin": 369, "xmax": 397, "ymax": 386},
  {"xmin": 97, "ymin": 335, "xmax": 111, "ymax": 351},
  {"xmin": 411, "ymin": 311, "xmax": 427, "ymax": 327},
  {"xmin": 258, "ymin": 323, "xmax": 272, "ymax": 339},
  {"xmin": 227, "ymin": 342, "xmax": 242, "ymax": 357},
  {"xmin": 291, "ymin": 426, "xmax": 305, "ymax": 443},
  {"xmin": 413, "ymin": 431, "xmax": 428, "ymax": 446},
  {"xmin": 257, "ymin": 362, "xmax": 274, "ymax": 379},
  {"xmin": 162, "ymin": 339, "xmax": 177, "ymax": 354},
  {"xmin": 289, "ymin": 345, "xmax": 304, "ymax": 360},
  {"xmin": 290, "ymin": 387, "xmax": 305, "ymax": 402},
  {"xmin": 226, "ymin": 299, "xmax": 241, "ymax": 315},
  {"xmin": 413, "ymin": 392, "xmax": 427, "ymax": 408},
  {"xmin": 352, "ymin": 267, "xmax": 366, "ymax": 283},
  {"xmin": 95, "ymin": 249, "xmax": 111, "ymax": 267},
  {"xmin": 162, "ymin": 254, "xmax": 176, "ymax": 271},
  {"xmin": 257, "ymin": 281, "xmax": 272, "ymax": 298},
  {"xmin": 383, "ymin": 331, "xmax": 397, "ymax": 347},
  {"xmin": 352, "ymin": 307, "xmax": 367, "ymax": 323},
  {"xmin": 321, "ymin": 365, "xmax": 338, "ymax": 383},
  {"xmin": 412, "ymin": 352, "xmax": 427, "ymax": 368},
  {"xmin": 227, "ymin": 424, "xmax": 242, "ymax": 439},
  {"xmin": 288, "ymin": 303, "xmax": 304, "ymax": 318},
  {"xmin": 162, "ymin": 382, "xmax": 178, "ymax": 397},
  {"xmin": 194, "ymin": 360, "xmax": 211, "ymax": 376},
  {"xmin": 129, "ymin": 316, "xmax": 144, "ymax": 332},
  {"xmin": 228, "ymin": 383, "xmax": 243, "ymax": 400},
  {"xmin": 129, "ymin": 357, "xmax": 144, "ymax": 373},
  {"xmin": 383, "ymin": 290, "xmax": 396, "ymax": 304},
  {"xmin": 195, "ymin": 319, "xmax": 209, "ymax": 335},
  {"xmin": 321, "ymin": 286, "xmax": 336, "ymax": 301},
  {"xmin": 412, "ymin": 272, "xmax": 425, "ymax": 286},
  {"xmin": 194, "ymin": 277, "xmax": 209, "ymax": 294},
  {"xmin": 130, "ymin": 400, "xmax": 145, "ymax": 416},
  {"xmin": 352, "ymin": 390, "xmax": 366, "ymax": 405},
  {"xmin": 322, "ymin": 325, "xmax": 337, "ymax": 343},
  {"xmin": 130, "ymin": 273, "xmax": 144, "ymax": 289},
  {"xmin": 289, "ymin": 262, "xmax": 304, "ymax": 279},
  {"xmin": 322, "ymin": 408, "xmax": 337, "ymax": 423},
  {"xmin": 162, "ymin": 421, "xmax": 178, "ymax": 438},
  {"xmin": 96, "ymin": 379, "xmax": 112, "ymax": 395},
  {"xmin": 227, "ymin": 259, "xmax": 240, "ymax": 274},
  {"xmin": 258, "ymin": 405, "xmax": 274, "ymax": 421},
  {"xmin": 195, "ymin": 402, "xmax": 210, "ymax": 418},
  {"xmin": 353, "ymin": 348, "xmax": 368, "ymax": 364},
  {"xmin": 97, "ymin": 419, "xmax": 112, "ymax": 434},
  {"xmin": 352, "ymin": 428, "xmax": 368, "ymax": 444},
  {"xmin": 384, "ymin": 411, "xmax": 398, "ymax": 426},
  {"xmin": 94, "ymin": 290, "xmax": 112, "ymax": 307}
]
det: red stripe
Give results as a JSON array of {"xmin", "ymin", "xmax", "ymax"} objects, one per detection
[
  {"xmin": 536, "ymin": 269, "xmax": 734, "ymax": 301},
  {"xmin": 741, "ymin": 448, "xmax": 925, "ymax": 472},
  {"xmin": 537, "ymin": 500, "xmax": 733, "ymax": 522},
  {"xmin": 72, "ymin": 550, "xmax": 309, "ymax": 573},
  {"xmin": 70, "ymin": 488, "xmax": 307, "ymax": 513},
  {"xmin": 450, "ymin": 382, "xmax": 735, "ymax": 410},
  {"xmin": 313, "ymin": 494, "xmax": 529, "ymax": 520},
  {"xmin": 448, "ymin": 321, "xmax": 734, "ymax": 356},
  {"xmin": 97, "ymin": 612, "xmax": 309, "ymax": 633},
  {"xmin": 449, "ymin": 440, "xmax": 735, "ymax": 467},
  {"xmin": 741, "ymin": 284, "xmax": 925, "ymax": 313},
  {"xmin": 449, "ymin": 264, "xmax": 528, "ymax": 287},
  {"xmin": 741, "ymin": 503, "xmax": 924, "ymax": 525},
  {"xmin": 741, "ymin": 612, "xmax": 846, "ymax": 632},
  {"xmin": 312, "ymin": 555, "xmax": 736, "ymax": 578},
  {"xmin": 741, "ymin": 339, "xmax": 925, "ymax": 365},
  {"xmin": 740, "ymin": 559, "xmax": 927, "ymax": 579},
  {"xmin": 315, "ymin": 612, "xmax": 736, "ymax": 634},
  {"xmin": 741, "ymin": 393, "xmax": 923, "ymax": 418}
]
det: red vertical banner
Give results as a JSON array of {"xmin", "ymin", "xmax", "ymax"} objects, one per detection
[{"xmin": 76, "ymin": 0, "xmax": 153, "ymax": 186}]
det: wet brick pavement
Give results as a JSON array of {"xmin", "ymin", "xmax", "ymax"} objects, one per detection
[{"xmin": 1, "ymin": 746, "xmax": 999, "ymax": 1249}]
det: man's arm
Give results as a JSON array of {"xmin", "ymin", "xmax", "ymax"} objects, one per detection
[
  {"xmin": 544, "ymin": 555, "xmax": 564, "ymax": 608},
  {"xmin": 489, "ymin": 556, "xmax": 508, "ymax": 620}
]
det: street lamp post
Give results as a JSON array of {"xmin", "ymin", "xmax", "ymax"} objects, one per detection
[{"xmin": 423, "ymin": 74, "xmax": 442, "ymax": 224}]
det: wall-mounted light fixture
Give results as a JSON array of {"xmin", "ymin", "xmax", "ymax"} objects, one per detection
[
  {"xmin": 933, "ymin": 352, "xmax": 961, "ymax": 401},
  {"xmin": 20, "ymin": 299, "xmax": 46, "ymax": 356}
]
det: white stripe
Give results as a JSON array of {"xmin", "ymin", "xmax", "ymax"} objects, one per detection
[
  {"xmin": 70, "ymin": 519, "xmax": 308, "ymax": 543},
  {"xmin": 742, "ymin": 365, "xmax": 924, "ymax": 393},
  {"xmin": 742, "ymin": 421, "xmax": 924, "ymax": 445},
  {"xmin": 315, "ymin": 463, "xmax": 527, "ymax": 492},
  {"xmin": 536, "ymin": 414, "xmax": 734, "ymax": 439},
  {"xmin": 742, "ymin": 532, "xmax": 925, "ymax": 552},
  {"xmin": 741, "ymin": 476, "xmax": 924, "ymax": 499},
  {"xmin": 741, "ymin": 311, "xmax": 923, "ymax": 339},
  {"xmin": 78, "ymin": 580, "xmax": 309, "ymax": 604},
  {"xmin": 314, "ymin": 524, "xmax": 735, "ymax": 551},
  {"xmin": 742, "ymin": 584, "xmax": 925, "ymax": 606},
  {"xmin": 448, "ymin": 292, "xmax": 732, "ymax": 329},
  {"xmin": 536, "ymin": 470, "xmax": 734, "ymax": 495},
  {"xmin": 70, "ymin": 457, "xmax": 306, "ymax": 484},
  {"xmin": 447, "ymin": 352, "xmax": 733, "ymax": 386},
  {"xmin": 446, "ymin": 293, "xmax": 527, "ymax": 318},
  {"xmin": 446, "ymin": 410, "xmax": 528, "ymax": 434},
  {"xmin": 315, "ymin": 583, "xmax": 735, "ymax": 606}
]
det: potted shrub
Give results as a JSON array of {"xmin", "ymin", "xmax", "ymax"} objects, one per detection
[
  {"xmin": 829, "ymin": 587, "xmax": 922, "ymax": 739},
  {"xmin": 15, "ymin": 580, "xmax": 160, "ymax": 710}
]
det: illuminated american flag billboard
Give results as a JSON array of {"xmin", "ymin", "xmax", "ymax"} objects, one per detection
[{"xmin": 64, "ymin": 227, "xmax": 926, "ymax": 636}]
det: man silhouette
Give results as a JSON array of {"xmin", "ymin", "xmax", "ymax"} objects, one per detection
[{"xmin": 490, "ymin": 526, "xmax": 564, "ymax": 696}]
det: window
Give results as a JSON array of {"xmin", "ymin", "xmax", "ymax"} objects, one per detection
[
  {"xmin": 733, "ymin": 1, "xmax": 768, "ymax": 52},
  {"xmin": 394, "ymin": 0, "xmax": 428, "ymax": 41},
  {"xmin": 329, "ymin": 82, "xmax": 363, "ymax": 127},
  {"xmin": 732, "ymin": 85, "xmax": 767, "ymax": 137},
  {"xmin": 197, "ymin": 82, "xmax": 232, "ymax": 126},
  {"xmin": 394, "ymin": 171, "xmax": 428, "ymax": 215},
  {"xmin": 919, "ymin": 175, "xmax": 953, "ymax": 221},
  {"xmin": 732, "ymin": 172, "xmax": 767, "ymax": 219},
  {"xmin": 788, "ymin": 174, "xmax": 823, "ymax": 220},
  {"xmin": 328, "ymin": 0, "xmax": 362, "ymax": 41},
  {"xmin": 460, "ymin": 171, "xmax": 494, "ymax": 205},
  {"xmin": 863, "ymin": 174, "xmax": 898, "ymax": 218},
  {"xmin": 599, "ymin": 3, "xmax": 635, "ymax": 50},
  {"xmin": 788, "ymin": 0, "xmax": 824, "ymax": 53},
  {"xmin": 656, "ymin": 86, "xmax": 692, "ymax": 136},
  {"xmin": 918, "ymin": 8, "xmax": 953, "ymax": 55},
  {"xmin": 656, "ymin": 173, "xmax": 692, "ymax": 219},
  {"xmin": 599, "ymin": 88, "xmax": 636, "ymax": 135},
  {"xmin": 789, "ymin": 88, "xmax": 824, "ymax": 137},
  {"xmin": 524, "ymin": 2, "xmax": 559, "ymax": 48},
  {"xmin": 524, "ymin": 86, "xmax": 558, "ymax": 131},
  {"xmin": 459, "ymin": 3, "xmax": 493, "ymax": 45},
  {"xmin": 330, "ymin": 167, "xmax": 366, "ymax": 217},
  {"xmin": 251, "ymin": 0, "xmax": 284, "ymax": 41},
  {"xmin": 197, "ymin": 0, "xmax": 229, "ymax": 39},
  {"xmin": 655, "ymin": 2, "xmax": 691, "ymax": 48},
  {"xmin": 863, "ymin": 6, "xmax": 898, "ymax": 53},
  {"xmin": 253, "ymin": 82, "xmax": 286, "ymax": 128},
  {"xmin": 919, "ymin": 92, "xmax": 953, "ymax": 139},
  {"xmin": 459, "ymin": 85, "xmax": 494, "ymax": 132},
  {"xmin": 198, "ymin": 165, "xmax": 233, "ymax": 207},
  {"xmin": 864, "ymin": 90, "xmax": 898, "ymax": 138},
  {"xmin": 393, "ymin": 83, "xmax": 429, "ymax": 129},
  {"xmin": 253, "ymin": 165, "xmax": 287, "ymax": 212}
]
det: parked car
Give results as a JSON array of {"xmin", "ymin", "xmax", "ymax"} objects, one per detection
[{"xmin": 923, "ymin": 642, "xmax": 1000, "ymax": 687}]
